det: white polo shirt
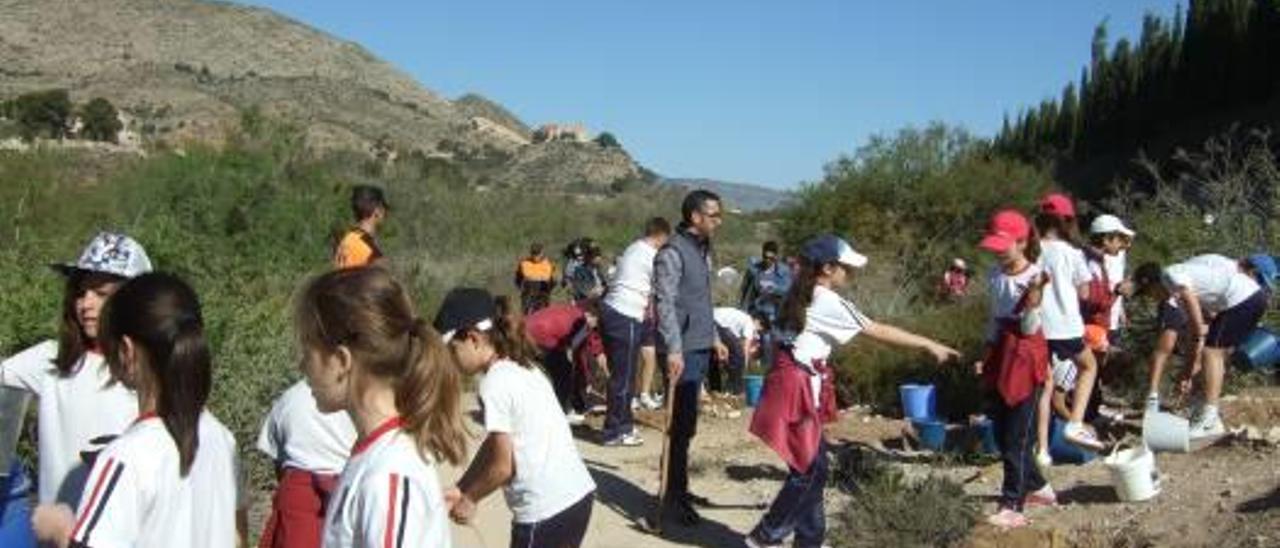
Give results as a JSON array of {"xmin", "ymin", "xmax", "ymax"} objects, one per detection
[
  {"xmin": 1038, "ymin": 239, "xmax": 1091, "ymax": 340},
  {"xmin": 323, "ymin": 419, "xmax": 451, "ymax": 548},
  {"xmin": 256, "ymin": 380, "xmax": 357, "ymax": 474},
  {"xmin": 1163, "ymin": 254, "xmax": 1261, "ymax": 315},
  {"xmin": 790, "ymin": 286, "xmax": 872, "ymax": 366},
  {"xmin": 0, "ymin": 340, "xmax": 137, "ymax": 505},
  {"xmin": 479, "ymin": 359, "xmax": 595, "ymax": 523},
  {"xmin": 70, "ymin": 412, "xmax": 242, "ymax": 548},
  {"xmin": 604, "ymin": 238, "xmax": 660, "ymax": 320}
]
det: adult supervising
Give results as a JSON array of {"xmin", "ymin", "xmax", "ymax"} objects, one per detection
[{"xmin": 653, "ymin": 189, "xmax": 729, "ymax": 526}]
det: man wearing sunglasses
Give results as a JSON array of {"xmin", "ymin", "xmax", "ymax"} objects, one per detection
[{"xmin": 653, "ymin": 189, "xmax": 729, "ymax": 527}]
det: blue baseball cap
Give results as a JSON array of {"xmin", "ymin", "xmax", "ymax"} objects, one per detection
[
  {"xmin": 801, "ymin": 234, "xmax": 867, "ymax": 269},
  {"xmin": 1246, "ymin": 254, "xmax": 1278, "ymax": 289}
]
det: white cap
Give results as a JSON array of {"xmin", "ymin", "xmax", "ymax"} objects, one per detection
[
  {"xmin": 1089, "ymin": 214, "xmax": 1135, "ymax": 237},
  {"xmin": 52, "ymin": 232, "xmax": 153, "ymax": 279}
]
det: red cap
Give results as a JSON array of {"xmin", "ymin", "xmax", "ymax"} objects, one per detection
[
  {"xmin": 980, "ymin": 209, "xmax": 1031, "ymax": 253},
  {"xmin": 1039, "ymin": 192, "xmax": 1076, "ymax": 219}
]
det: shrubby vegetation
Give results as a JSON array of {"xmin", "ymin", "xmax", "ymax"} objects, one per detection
[
  {"xmin": 0, "ymin": 112, "xmax": 756, "ymax": 492},
  {"xmin": 779, "ymin": 123, "xmax": 1053, "ymax": 416},
  {"xmin": 0, "ymin": 89, "xmax": 123, "ymax": 143}
]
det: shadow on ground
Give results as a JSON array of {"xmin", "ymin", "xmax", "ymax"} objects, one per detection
[
  {"xmin": 588, "ymin": 465, "xmax": 745, "ymax": 547},
  {"xmin": 1058, "ymin": 484, "xmax": 1120, "ymax": 505},
  {"xmin": 1237, "ymin": 484, "xmax": 1280, "ymax": 514},
  {"xmin": 725, "ymin": 463, "xmax": 787, "ymax": 482}
]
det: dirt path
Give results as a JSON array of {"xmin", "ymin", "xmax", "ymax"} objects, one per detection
[{"xmin": 252, "ymin": 388, "xmax": 1280, "ymax": 547}]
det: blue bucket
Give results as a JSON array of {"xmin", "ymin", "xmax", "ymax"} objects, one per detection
[
  {"xmin": 744, "ymin": 375, "xmax": 765, "ymax": 407},
  {"xmin": 899, "ymin": 383, "xmax": 937, "ymax": 420},
  {"xmin": 0, "ymin": 463, "xmax": 35, "ymax": 548},
  {"xmin": 912, "ymin": 419, "xmax": 947, "ymax": 451},
  {"xmin": 976, "ymin": 418, "xmax": 999, "ymax": 455},
  {"xmin": 1237, "ymin": 328, "xmax": 1280, "ymax": 371},
  {"xmin": 1049, "ymin": 417, "xmax": 1096, "ymax": 464}
]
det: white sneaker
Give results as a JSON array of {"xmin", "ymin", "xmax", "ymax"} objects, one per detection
[
  {"xmin": 743, "ymin": 536, "xmax": 783, "ymax": 548},
  {"xmin": 1144, "ymin": 394, "xmax": 1160, "ymax": 413},
  {"xmin": 603, "ymin": 431, "xmax": 644, "ymax": 447},
  {"xmin": 1190, "ymin": 413, "xmax": 1226, "ymax": 439},
  {"xmin": 566, "ymin": 411, "xmax": 586, "ymax": 426},
  {"xmin": 641, "ymin": 393, "xmax": 662, "ymax": 410},
  {"xmin": 1062, "ymin": 421, "xmax": 1106, "ymax": 451},
  {"xmin": 631, "ymin": 398, "xmax": 640, "ymax": 411},
  {"xmin": 651, "ymin": 393, "xmax": 665, "ymax": 406}
]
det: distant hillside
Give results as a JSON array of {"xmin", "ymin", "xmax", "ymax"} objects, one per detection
[
  {"xmin": 0, "ymin": 0, "xmax": 641, "ymax": 189},
  {"xmin": 662, "ymin": 178, "xmax": 791, "ymax": 212}
]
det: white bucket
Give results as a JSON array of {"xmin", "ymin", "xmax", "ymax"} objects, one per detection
[
  {"xmin": 1104, "ymin": 446, "xmax": 1161, "ymax": 502},
  {"xmin": 1143, "ymin": 411, "xmax": 1190, "ymax": 453}
]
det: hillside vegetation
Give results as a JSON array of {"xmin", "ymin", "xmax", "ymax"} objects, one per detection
[{"xmin": 0, "ymin": 113, "xmax": 758, "ymax": 490}]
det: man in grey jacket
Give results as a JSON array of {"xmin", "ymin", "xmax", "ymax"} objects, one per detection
[{"xmin": 654, "ymin": 189, "xmax": 728, "ymax": 526}]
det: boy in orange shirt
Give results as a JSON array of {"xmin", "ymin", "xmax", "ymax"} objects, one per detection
[{"xmin": 333, "ymin": 185, "xmax": 388, "ymax": 269}]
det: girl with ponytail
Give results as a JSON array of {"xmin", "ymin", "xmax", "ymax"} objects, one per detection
[
  {"xmin": 747, "ymin": 235, "xmax": 959, "ymax": 548},
  {"xmin": 435, "ymin": 287, "xmax": 597, "ymax": 548},
  {"xmin": 294, "ymin": 267, "xmax": 467, "ymax": 548},
  {"xmin": 32, "ymin": 272, "xmax": 245, "ymax": 548}
]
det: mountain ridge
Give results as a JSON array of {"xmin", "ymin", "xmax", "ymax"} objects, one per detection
[{"xmin": 0, "ymin": 0, "xmax": 641, "ymax": 189}]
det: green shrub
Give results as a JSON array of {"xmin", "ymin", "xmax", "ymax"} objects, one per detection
[
  {"xmin": 13, "ymin": 89, "xmax": 72, "ymax": 141},
  {"xmin": 80, "ymin": 98, "xmax": 122, "ymax": 142},
  {"xmin": 831, "ymin": 462, "xmax": 978, "ymax": 548}
]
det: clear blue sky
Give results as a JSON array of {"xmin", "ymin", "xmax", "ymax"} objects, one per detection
[{"xmin": 239, "ymin": 0, "xmax": 1183, "ymax": 189}]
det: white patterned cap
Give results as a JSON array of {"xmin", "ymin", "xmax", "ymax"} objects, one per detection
[{"xmin": 52, "ymin": 232, "xmax": 153, "ymax": 279}]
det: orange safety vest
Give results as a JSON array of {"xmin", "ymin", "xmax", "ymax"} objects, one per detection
[{"xmin": 518, "ymin": 257, "xmax": 556, "ymax": 282}]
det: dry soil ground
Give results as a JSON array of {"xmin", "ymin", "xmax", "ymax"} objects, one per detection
[{"xmin": 251, "ymin": 389, "xmax": 1280, "ymax": 548}]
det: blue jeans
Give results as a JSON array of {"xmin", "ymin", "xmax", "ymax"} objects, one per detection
[
  {"xmin": 664, "ymin": 349, "xmax": 710, "ymax": 500},
  {"xmin": 750, "ymin": 441, "xmax": 828, "ymax": 547},
  {"xmin": 601, "ymin": 305, "xmax": 642, "ymax": 441},
  {"xmin": 991, "ymin": 388, "xmax": 1046, "ymax": 510}
]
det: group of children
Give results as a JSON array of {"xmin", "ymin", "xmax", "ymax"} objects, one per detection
[
  {"xmin": 2, "ymin": 186, "xmax": 602, "ymax": 548},
  {"xmin": 4, "ymin": 183, "xmax": 1268, "ymax": 547}
]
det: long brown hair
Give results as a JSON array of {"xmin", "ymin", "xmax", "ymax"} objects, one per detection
[
  {"xmin": 489, "ymin": 295, "xmax": 540, "ymax": 367},
  {"xmin": 99, "ymin": 273, "xmax": 210, "ymax": 476},
  {"xmin": 779, "ymin": 257, "xmax": 823, "ymax": 335},
  {"xmin": 294, "ymin": 268, "xmax": 467, "ymax": 466}
]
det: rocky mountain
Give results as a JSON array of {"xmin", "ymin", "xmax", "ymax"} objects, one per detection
[
  {"xmin": 0, "ymin": 0, "xmax": 641, "ymax": 188},
  {"xmin": 662, "ymin": 177, "xmax": 791, "ymax": 212}
]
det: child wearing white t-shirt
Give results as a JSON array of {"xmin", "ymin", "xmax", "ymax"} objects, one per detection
[
  {"xmin": 434, "ymin": 288, "xmax": 597, "ymax": 548},
  {"xmin": 975, "ymin": 210, "xmax": 1057, "ymax": 530},
  {"xmin": 31, "ymin": 273, "xmax": 246, "ymax": 548},
  {"xmin": 1033, "ymin": 194, "xmax": 1105, "ymax": 455},
  {"xmin": 1134, "ymin": 255, "xmax": 1267, "ymax": 437},
  {"xmin": 293, "ymin": 267, "xmax": 470, "ymax": 548},
  {"xmin": 0, "ymin": 233, "xmax": 150, "ymax": 507},
  {"xmin": 256, "ymin": 380, "xmax": 357, "ymax": 548},
  {"xmin": 746, "ymin": 235, "xmax": 958, "ymax": 547}
]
